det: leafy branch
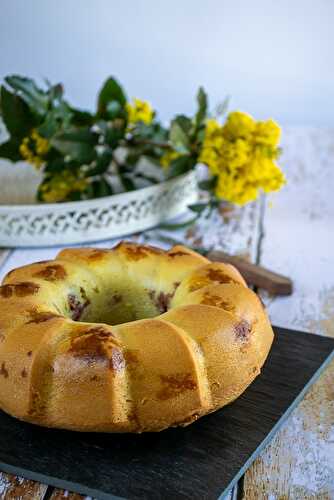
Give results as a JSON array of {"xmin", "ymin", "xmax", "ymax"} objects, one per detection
[{"xmin": 0, "ymin": 74, "xmax": 285, "ymax": 211}]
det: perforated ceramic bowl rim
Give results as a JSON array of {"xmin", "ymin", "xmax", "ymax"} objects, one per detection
[{"xmin": 0, "ymin": 171, "xmax": 198, "ymax": 247}]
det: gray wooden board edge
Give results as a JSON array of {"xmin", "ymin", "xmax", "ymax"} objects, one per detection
[{"xmin": 0, "ymin": 326, "xmax": 333, "ymax": 500}]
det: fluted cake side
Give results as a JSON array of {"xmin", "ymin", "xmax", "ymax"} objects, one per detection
[{"xmin": 0, "ymin": 242, "xmax": 274, "ymax": 432}]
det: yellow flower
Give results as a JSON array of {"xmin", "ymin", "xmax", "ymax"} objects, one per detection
[
  {"xmin": 198, "ymin": 112, "xmax": 285, "ymax": 205},
  {"xmin": 126, "ymin": 98, "xmax": 153, "ymax": 125},
  {"xmin": 253, "ymin": 119, "xmax": 281, "ymax": 147},
  {"xmin": 198, "ymin": 119, "xmax": 224, "ymax": 175},
  {"xmin": 222, "ymin": 111, "xmax": 256, "ymax": 140},
  {"xmin": 160, "ymin": 150, "xmax": 181, "ymax": 169},
  {"xmin": 19, "ymin": 129, "xmax": 49, "ymax": 169},
  {"xmin": 199, "ymin": 119, "xmax": 251, "ymax": 174},
  {"xmin": 40, "ymin": 171, "xmax": 88, "ymax": 203},
  {"xmin": 215, "ymin": 171, "xmax": 259, "ymax": 205},
  {"xmin": 220, "ymin": 138, "xmax": 251, "ymax": 170}
]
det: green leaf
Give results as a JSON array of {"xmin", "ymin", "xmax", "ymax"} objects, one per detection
[
  {"xmin": 106, "ymin": 100, "xmax": 122, "ymax": 119},
  {"xmin": 37, "ymin": 114, "xmax": 59, "ymax": 138},
  {"xmin": 69, "ymin": 107, "xmax": 94, "ymax": 126},
  {"xmin": 215, "ymin": 96, "xmax": 230, "ymax": 118},
  {"xmin": 174, "ymin": 115, "xmax": 192, "ymax": 134},
  {"xmin": 0, "ymin": 86, "xmax": 33, "ymax": 137},
  {"xmin": 195, "ymin": 87, "xmax": 208, "ymax": 127},
  {"xmin": 158, "ymin": 215, "xmax": 199, "ymax": 230},
  {"xmin": 105, "ymin": 125, "xmax": 124, "ymax": 148},
  {"xmin": 56, "ymin": 127, "xmax": 98, "ymax": 145},
  {"xmin": 97, "ymin": 77, "xmax": 127, "ymax": 116},
  {"xmin": 198, "ymin": 176, "xmax": 218, "ymax": 191},
  {"xmin": 169, "ymin": 120, "xmax": 190, "ymax": 153},
  {"xmin": 88, "ymin": 177, "xmax": 113, "ymax": 198},
  {"xmin": 126, "ymin": 152, "xmax": 140, "ymax": 167},
  {"xmin": 0, "ymin": 139, "xmax": 21, "ymax": 161},
  {"xmin": 44, "ymin": 157, "xmax": 68, "ymax": 173},
  {"xmin": 119, "ymin": 173, "xmax": 136, "ymax": 191},
  {"xmin": 5, "ymin": 75, "xmax": 49, "ymax": 116},
  {"xmin": 37, "ymin": 101, "xmax": 74, "ymax": 139},
  {"xmin": 133, "ymin": 122, "xmax": 168, "ymax": 142},
  {"xmin": 51, "ymin": 137, "xmax": 96, "ymax": 164},
  {"xmin": 84, "ymin": 151, "xmax": 112, "ymax": 176},
  {"xmin": 188, "ymin": 202, "xmax": 208, "ymax": 214},
  {"xmin": 166, "ymin": 155, "xmax": 196, "ymax": 179},
  {"xmin": 47, "ymin": 83, "xmax": 64, "ymax": 102}
]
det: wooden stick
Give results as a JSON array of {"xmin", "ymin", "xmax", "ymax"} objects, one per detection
[{"xmin": 207, "ymin": 250, "xmax": 293, "ymax": 296}]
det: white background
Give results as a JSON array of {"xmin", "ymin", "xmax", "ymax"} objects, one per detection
[{"xmin": 0, "ymin": 0, "xmax": 333, "ymax": 126}]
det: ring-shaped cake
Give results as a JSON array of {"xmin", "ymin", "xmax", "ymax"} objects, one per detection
[{"xmin": 0, "ymin": 242, "xmax": 273, "ymax": 432}]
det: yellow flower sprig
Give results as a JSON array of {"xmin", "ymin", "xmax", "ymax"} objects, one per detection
[
  {"xmin": 1, "ymin": 74, "xmax": 285, "ymax": 206},
  {"xmin": 199, "ymin": 111, "xmax": 285, "ymax": 205},
  {"xmin": 19, "ymin": 129, "xmax": 49, "ymax": 169},
  {"xmin": 39, "ymin": 171, "xmax": 88, "ymax": 203},
  {"xmin": 126, "ymin": 98, "xmax": 153, "ymax": 125}
]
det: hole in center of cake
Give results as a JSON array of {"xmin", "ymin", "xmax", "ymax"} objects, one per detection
[{"xmin": 65, "ymin": 284, "xmax": 174, "ymax": 325}]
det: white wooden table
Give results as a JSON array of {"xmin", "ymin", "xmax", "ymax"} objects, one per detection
[{"xmin": 0, "ymin": 126, "xmax": 333, "ymax": 499}]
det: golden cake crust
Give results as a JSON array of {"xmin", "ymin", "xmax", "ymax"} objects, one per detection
[{"xmin": 0, "ymin": 242, "xmax": 273, "ymax": 432}]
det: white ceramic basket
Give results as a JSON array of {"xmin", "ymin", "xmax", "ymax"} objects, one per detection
[{"xmin": 0, "ymin": 171, "xmax": 198, "ymax": 247}]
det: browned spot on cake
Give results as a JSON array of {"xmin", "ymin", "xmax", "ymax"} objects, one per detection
[
  {"xmin": 145, "ymin": 244, "xmax": 164, "ymax": 255},
  {"xmin": 234, "ymin": 319, "xmax": 252, "ymax": 340},
  {"xmin": 70, "ymin": 334, "xmax": 108, "ymax": 363},
  {"xmin": 69, "ymin": 326, "xmax": 120, "ymax": 366},
  {"xmin": 26, "ymin": 310, "xmax": 62, "ymax": 324},
  {"xmin": 68, "ymin": 288, "xmax": 90, "ymax": 321},
  {"xmin": 0, "ymin": 362, "xmax": 8, "ymax": 378},
  {"xmin": 0, "ymin": 285, "xmax": 13, "ymax": 298},
  {"xmin": 189, "ymin": 269, "xmax": 238, "ymax": 292},
  {"xmin": 168, "ymin": 250, "xmax": 189, "ymax": 258},
  {"xmin": 0, "ymin": 282, "xmax": 40, "ymax": 298},
  {"xmin": 87, "ymin": 325, "xmax": 117, "ymax": 340},
  {"xmin": 207, "ymin": 268, "xmax": 237, "ymax": 284},
  {"xmin": 123, "ymin": 244, "xmax": 149, "ymax": 261},
  {"xmin": 157, "ymin": 373, "xmax": 197, "ymax": 400},
  {"xmin": 27, "ymin": 350, "xmax": 33, "ymax": 357},
  {"xmin": 33, "ymin": 264, "xmax": 67, "ymax": 282},
  {"xmin": 88, "ymin": 249, "xmax": 110, "ymax": 261},
  {"xmin": 21, "ymin": 368, "xmax": 28, "ymax": 378},
  {"xmin": 200, "ymin": 292, "xmax": 235, "ymax": 312},
  {"xmin": 124, "ymin": 349, "xmax": 139, "ymax": 365},
  {"xmin": 117, "ymin": 242, "xmax": 164, "ymax": 260},
  {"xmin": 28, "ymin": 390, "xmax": 45, "ymax": 416}
]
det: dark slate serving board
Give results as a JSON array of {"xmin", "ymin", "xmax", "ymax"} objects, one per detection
[{"xmin": 0, "ymin": 326, "xmax": 333, "ymax": 500}]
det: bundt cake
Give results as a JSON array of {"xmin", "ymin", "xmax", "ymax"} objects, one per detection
[{"xmin": 0, "ymin": 242, "xmax": 273, "ymax": 432}]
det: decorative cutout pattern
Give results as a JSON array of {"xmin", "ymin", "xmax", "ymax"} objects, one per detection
[{"xmin": 0, "ymin": 172, "xmax": 198, "ymax": 247}]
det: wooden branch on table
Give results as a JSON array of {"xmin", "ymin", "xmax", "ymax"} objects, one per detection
[{"xmin": 207, "ymin": 250, "xmax": 293, "ymax": 296}]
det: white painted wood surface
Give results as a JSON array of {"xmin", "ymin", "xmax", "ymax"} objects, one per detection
[
  {"xmin": 0, "ymin": 126, "xmax": 333, "ymax": 498},
  {"xmin": 243, "ymin": 127, "xmax": 334, "ymax": 499}
]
